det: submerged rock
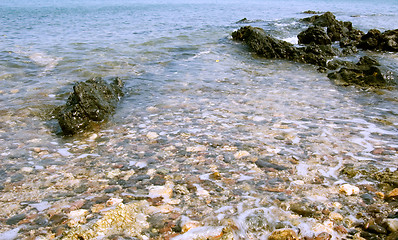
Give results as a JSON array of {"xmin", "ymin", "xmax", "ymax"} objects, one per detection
[
  {"xmin": 268, "ymin": 229, "xmax": 298, "ymax": 240},
  {"xmin": 57, "ymin": 77, "xmax": 124, "ymax": 135}
]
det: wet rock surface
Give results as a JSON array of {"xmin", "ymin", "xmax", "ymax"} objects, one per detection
[
  {"xmin": 233, "ymin": 12, "xmax": 396, "ymax": 88},
  {"xmin": 57, "ymin": 77, "xmax": 124, "ymax": 135},
  {"xmin": 327, "ymin": 56, "xmax": 387, "ymax": 87}
]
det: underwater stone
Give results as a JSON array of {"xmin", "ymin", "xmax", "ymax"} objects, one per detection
[
  {"xmin": 339, "ymin": 184, "xmax": 360, "ymax": 196},
  {"xmin": 268, "ymin": 229, "xmax": 298, "ymax": 240}
]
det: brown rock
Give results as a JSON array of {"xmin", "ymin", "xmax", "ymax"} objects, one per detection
[
  {"xmin": 387, "ymin": 188, "xmax": 398, "ymax": 199},
  {"xmin": 268, "ymin": 229, "xmax": 299, "ymax": 240}
]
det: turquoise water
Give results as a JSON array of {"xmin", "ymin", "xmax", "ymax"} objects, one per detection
[{"xmin": 0, "ymin": 0, "xmax": 398, "ymax": 239}]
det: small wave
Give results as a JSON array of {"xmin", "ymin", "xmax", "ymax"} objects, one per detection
[{"xmin": 14, "ymin": 48, "xmax": 62, "ymax": 76}]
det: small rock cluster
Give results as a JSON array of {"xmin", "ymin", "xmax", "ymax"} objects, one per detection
[{"xmin": 232, "ymin": 12, "xmax": 397, "ymax": 88}]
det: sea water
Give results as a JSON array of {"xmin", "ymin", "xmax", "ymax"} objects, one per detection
[{"xmin": 1, "ymin": 0, "xmax": 398, "ymax": 239}]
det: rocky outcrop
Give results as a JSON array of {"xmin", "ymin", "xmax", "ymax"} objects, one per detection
[
  {"xmin": 233, "ymin": 12, "xmax": 395, "ymax": 88},
  {"xmin": 231, "ymin": 26, "xmax": 336, "ymax": 67},
  {"xmin": 57, "ymin": 77, "xmax": 124, "ymax": 135},
  {"xmin": 327, "ymin": 56, "xmax": 387, "ymax": 87},
  {"xmin": 302, "ymin": 11, "xmax": 364, "ymax": 44},
  {"xmin": 232, "ymin": 26, "xmax": 303, "ymax": 62},
  {"xmin": 359, "ymin": 29, "xmax": 398, "ymax": 51}
]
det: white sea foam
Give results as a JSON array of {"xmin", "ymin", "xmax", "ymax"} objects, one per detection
[{"xmin": 282, "ymin": 36, "xmax": 299, "ymax": 44}]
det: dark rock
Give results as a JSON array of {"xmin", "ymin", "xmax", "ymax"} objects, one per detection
[
  {"xmin": 359, "ymin": 29, "xmax": 398, "ymax": 52},
  {"xmin": 327, "ymin": 56, "xmax": 387, "ymax": 87},
  {"xmin": 361, "ymin": 193, "xmax": 375, "ymax": 204},
  {"xmin": 232, "ymin": 26, "xmax": 334, "ymax": 67},
  {"xmin": 302, "ymin": 10, "xmax": 322, "ymax": 14},
  {"xmin": 298, "ymin": 26, "xmax": 332, "ymax": 45},
  {"xmin": 10, "ymin": 173, "xmax": 24, "ymax": 183},
  {"xmin": 367, "ymin": 223, "xmax": 387, "ymax": 234},
  {"xmin": 150, "ymin": 175, "xmax": 166, "ymax": 185},
  {"xmin": 57, "ymin": 77, "xmax": 124, "ymax": 135},
  {"xmin": 255, "ymin": 159, "xmax": 288, "ymax": 171},
  {"xmin": 6, "ymin": 213, "xmax": 27, "ymax": 225},
  {"xmin": 232, "ymin": 26, "xmax": 303, "ymax": 62},
  {"xmin": 130, "ymin": 174, "xmax": 151, "ymax": 182},
  {"xmin": 290, "ymin": 202, "xmax": 316, "ymax": 217},
  {"xmin": 74, "ymin": 184, "xmax": 88, "ymax": 194},
  {"xmin": 302, "ymin": 12, "xmax": 364, "ymax": 45},
  {"xmin": 50, "ymin": 213, "xmax": 68, "ymax": 225},
  {"xmin": 303, "ymin": 43, "xmax": 338, "ymax": 67},
  {"xmin": 236, "ymin": 18, "xmax": 249, "ymax": 23},
  {"xmin": 359, "ymin": 29, "xmax": 383, "ymax": 50},
  {"xmin": 327, "ymin": 59, "xmax": 356, "ymax": 70},
  {"xmin": 34, "ymin": 214, "xmax": 49, "ymax": 227},
  {"xmin": 302, "ymin": 12, "xmax": 339, "ymax": 27},
  {"xmin": 381, "ymin": 29, "xmax": 398, "ymax": 51}
]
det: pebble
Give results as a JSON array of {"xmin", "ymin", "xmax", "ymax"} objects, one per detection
[
  {"xmin": 339, "ymin": 184, "xmax": 360, "ymax": 196},
  {"xmin": 67, "ymin": 209, "xmax": 89, "ymax": 227},
  {"xmin": 173, "ymin": 226, "xmax": 224, "ymax": 240},
  {"xmin": 329, "ymin": 212, "xmax": 343, "ymax": 221},
  {"xmin": 268, "ymin": 229, "xmax": 298, "ymax": 240},
  {"xmin": 21, "ymin": 166, "xmax": 34, "ymax": 173},
  {"xmin": 315, "ymin": 232, "xmax": 332, "ymax": 240},
  {"xmin": 186, "ymin": 145, "xmax": 207, "ymax": 152},
  {"xmin": 367, "ymin": 223, "xmax": 387, "ymax": 234},
  {"xmin": 6, "ymin": 214, "xmax": 27, "ymax": 225},
  {"xmin": 387, "ymin": 188, "xmax": 398, "ymax": 199},
  {"xmin": 106, "ymin": 197, "xmax": 123, "ymax": 206},
  {"xmin": 147, "ymin": 132, "xmax": 159, "ymax": 140},
  {"xmin": 384, "ymin": 219, "xmax": 398, "ymax": 232},
  {"xmin": 148, "ymin": 181, "xmax": 174, "ymax": 199},
  {"xmin": 234, "ymin": 150, "xmax": 250, "ymax": 159},
  {"xmin": 107, "ymin": 169, "xmax": 121, "ymax": 178}
]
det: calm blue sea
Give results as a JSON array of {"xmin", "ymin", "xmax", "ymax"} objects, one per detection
[{"xmin": 1, "ymin": 0, "xmax": 398, "ymax": 239}]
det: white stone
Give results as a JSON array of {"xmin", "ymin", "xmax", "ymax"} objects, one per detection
[
  {"xmin": 146, "ymin": 132, "xmax": 159, "ymax": 140},
  {"xmin": 107, "ymin": 169, "xmax": 121, "ymax": 178},
  {"xmin": 329, "ymin": 212, "xmax": 344, "ymax": 221},
  {"xmin": 148, "ymin": 181, "xmax": 174, "ymax": 199},
  {"xmin": 21, "ymin": 167, "xmax": 33, "ymax": 173},
  {"xmin": 88, "ymin": 133, "xmax": 98, "ymax": 141},
  {"xmin": 106, "ymin": 198, "xmax": 123, "ymax": 206},
  {"xmin": 186, "ymin": 146, "xmax": 207, "ymax": 152},
  {"xmin": 67, "ymin": 209, "xmax": 89, "ymax": 227},
  {"xmin": 234, "ymin": 150, "xmax": 250, "ymax": 159},
  {"xmin": 339, "ymin": 184, "xmax": 360, "ymax": 196}
]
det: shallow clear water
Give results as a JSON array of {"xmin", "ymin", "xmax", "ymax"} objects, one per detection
[{"xmin": 0, "ymin": 0, "xmax": 398, "ymax": 239}]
